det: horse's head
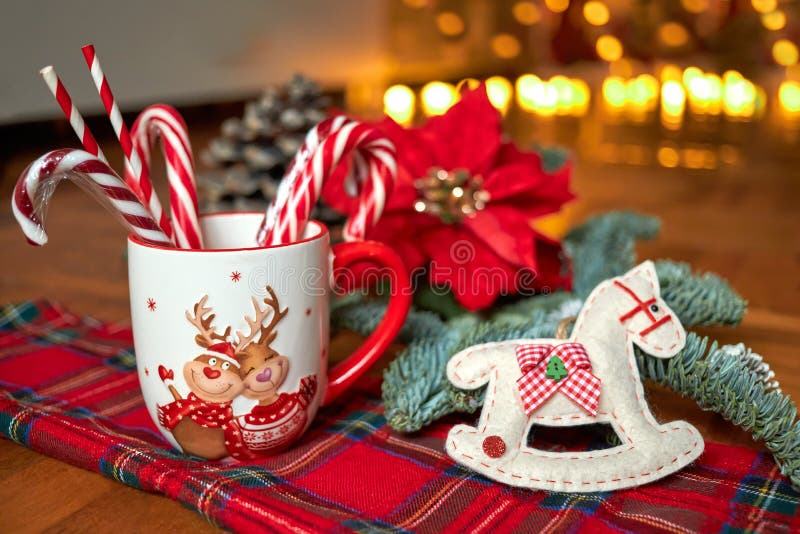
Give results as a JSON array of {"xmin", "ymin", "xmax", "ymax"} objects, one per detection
[{"xmin": 612, "ymin": 261, "xmax": 685, "ymax": 358}]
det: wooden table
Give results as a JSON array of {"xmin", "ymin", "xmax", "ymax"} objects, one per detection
[{"xmin": 1, "ymin": 114, "xmax": 798, "ymax": 532}]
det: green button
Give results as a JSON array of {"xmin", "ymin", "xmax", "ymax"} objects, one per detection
[{"xmin": 545, "ymin": 355, "xmax": 568, "ymax": 381}]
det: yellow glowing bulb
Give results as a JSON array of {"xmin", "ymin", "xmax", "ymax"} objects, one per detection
[
  {"xmin": 436, "ymin": 11, "xmax": 465, "ymax": 37},
  {"xmin": 491, "ymin": 33, "xmax": 522, "ymax": 59},
  {"xmin": 773, "ymin": 39, "xmax": 799, "ymax": 67},
  {"xmin": 545, "ymin": 0, "xmax": 569, "ymax": 13},
  {"xmin": 779, "ymin": 81, "xmax": 800, "ymax": 112},
  {"xmin": 570, "ymin": 78, "xmax": 591, "ymax": 116},
  {"xmin": 403, "ymin": 0, "xmax": 428, "ymax": 8},
  {"xmin": 512, "ymin": 1, "xmax": 541, "ymax": 25},
  {"xmin": 657, "ymin": 144, "xmax": 680, "ymax": 168},
  {"xmin": 602, "ymin": 76, "xmax": 627, "ymax": 108},
  {"xmin": 761, "ymin": 10, "xmax": 786, "ymax": 31},
  {"xmin": 596, "ymin": 35, "xmax": 623, "ymax": 62},
  {"xmin": 421, "ymin": 82, "xmax": 457, "ymax": 116},
  {"xmin": 583, "ymin": 1, "xmax": 610, "ymax": 26},
  {"xmin": 660, "ymin": 64, "xmax": 682, "ymax": 83},
  {"xmin": 751, "ymin": 0, "xmax": 777, "ymax": 14},
  {"xmin": 705, "ymin": 74, "xmax": 723, "ymax": 114},
  {"xmin": 383, "ymin": 85, "xmax": 416, "ymax": 125},
  {"xmin": 661, "ymin": 81, "xmax": 686, "ymax": 113},
  {"xmin": 681, "ymin": 0, "xmax": 708, "ymax": 14},
  {"xmin": 486, "ymin": 76, "xmax": 513, "ymax": 114},
  {"xmin": 658, "ymin": 22, "xmax": 690, "ymax": 48},
  {"xmin": 516, "ymin": 74, "xmax": 543, "ymax": 112},
  {"xmin": 723, "ymin": 77, "xmax": 756, "ymax": 118},
  {"xmin": 682, "ymin": 66, "xmax": 703, "ymax": 87}
]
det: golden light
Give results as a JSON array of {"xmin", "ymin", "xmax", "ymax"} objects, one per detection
[
  {"xmin": 549, "ymin": 75, "xmax": 577, "ymax": 115},
  {"xmin": 657, "ymin": 144, "xmax": 680, "ymax": 168},
  {"xmin": 705, "ymin": 74, "xmax": 723, "ymax": 114},
  {"xmin": 383, "ymin": 85, "xmax": 416, "ymax": 125},
  {"xmin": 402, "ymin": 0, "xmax": 428, "ymax": 8},
  {"xmin": 722, "ymin": 76, "xmax": 756, "ymax": 118},
  {"xmin": 761, "ymin": 10, "xmax": 786, "ymax": 31},
  {"xmin": 658, "ymin": 22, "xmax": 690, "ymax": 48},
  {"xmin": 456, "ymin": 78, "xmax": 481, "ymax": 93},
  {"xmin": 570, "ymin": 78, "xmax": 591, "ymax": 116},
  {"xmin": 545, "ymin": 0, "xmax": 570, "ymax": 14},
  {"xmin": 751, "ymin": 0, "xmax": 777, "ymax": 14},
  {"xmin": 682, "ymin": 66, "xmax": 703, "ymax": 87},
  {"xmin": 627, "ymin": 74, "xmax": 659, "ymax": 112},
  {"xmin": 535, "ymin": 83, "xmax": 559, "ymax": 116},
  {"xmin": 512, "ymin": 1, "xmax": 541, "ymax": 25},
  {"xmin": 436, "ymin": 11, "xmax": 465, "ymax": 37},
  {"xmin": 602, "ymin": 76, "xmax": 627, "ymax": 109},
  {"xmin": 660, "ymin": 64, "xmax": 682, "ymax": 83},
  {"xmin": 596, "ymin": 35, "xmax": 623, "ymax": 62},
  {"xmin": 661, "ymin": 80, "xmax": 686, "ymax": 115},
  {"xmin": 609, "ymin": 58, "xmax": 633, "ymax": 78},
  {"xmin": 779, "ymin": 81, "xmax": 800, "ymax": 113},
  {"xmin": 491, "ymin": 33, "xmax": 522, "ymax": 59},
  {"xmin": 421, "ymin": 81, "xmax": 458, "ymax": 116},
  {"xmin": 772, "ymin": 39, "xmax": 799, "ymax": 67},
  {"xmin": 485, "ymin": 76, "xmax": 513, "ymax": 114},
  {"xmin": 516, "ymin": 74, "xmax": 543, "ymax": 112},
  {"xmin": 681, "ymin": 0, "xmax": 708, "ymax": 14},
  {"xmin": 583, "ymin": 1, "xmax": 610, "ymax": 26}
]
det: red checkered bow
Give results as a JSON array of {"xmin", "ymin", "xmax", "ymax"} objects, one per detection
[{"xmin": 515, "ymin": 343, "xmax": 602, "ymax": 416}]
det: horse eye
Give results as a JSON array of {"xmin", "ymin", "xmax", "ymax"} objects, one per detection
[{"xmin": 650, "ymin": 304, "xmax": 659, "ymax": 313}]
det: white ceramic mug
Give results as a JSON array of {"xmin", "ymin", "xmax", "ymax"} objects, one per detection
[{"xmin": 128, "ymin": 212, "xmax": 410, "ymax": 461}]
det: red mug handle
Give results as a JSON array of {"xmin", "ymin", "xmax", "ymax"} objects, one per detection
[{"xmin": 323, "ymin": 240, "xmax": 412, "ymax": 405}]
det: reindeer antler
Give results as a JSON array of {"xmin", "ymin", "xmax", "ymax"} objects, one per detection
[
  {"xmin": 185, "ymin": 295, "xmax": 231, "ymax": 348},
  {"xmin": 234, "ymin": 286, "xmax": 288, "ymax": 353}
]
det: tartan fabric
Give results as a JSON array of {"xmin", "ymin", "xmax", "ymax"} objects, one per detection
[
  {"xmin": 515, "ymin": 343, "xmax": 601, "ymax": 415},
  {"xmin": 1, "ymin": 301, "xmax": 799, "ymax": 533}
]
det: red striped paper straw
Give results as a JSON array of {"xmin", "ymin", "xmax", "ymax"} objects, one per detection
[
  {"xmin": 80, "ymin": 44, "xmax": 172, "ymax": 241},
  {"xmin": 39, "ymin": 66, "xmax": 108, "ymax": 164}
]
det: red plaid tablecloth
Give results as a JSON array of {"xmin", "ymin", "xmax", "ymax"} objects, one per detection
[{"xmin": 1, "ymin": 301, "xmax": 798, "ymax": 532}]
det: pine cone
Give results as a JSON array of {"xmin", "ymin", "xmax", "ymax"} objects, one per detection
[{"xmin": 198, "ymin": 74, "xmax": 343, "ymax": 225}]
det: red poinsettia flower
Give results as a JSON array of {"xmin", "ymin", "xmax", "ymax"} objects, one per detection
[{"xmin": 324, "ymin": 86, "xmax": 574, "ymax": 311}]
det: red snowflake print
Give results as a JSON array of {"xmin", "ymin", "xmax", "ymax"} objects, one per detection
[
  {"xmin": 146, "ymin": 298, "xmax": 157, "ymax": 311},
  {"xmin": 230, "ymin": 271, "xmax": 242, "ymax": 283}
]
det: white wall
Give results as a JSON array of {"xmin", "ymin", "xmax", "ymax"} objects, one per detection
[{"xmin": 0, "ymin": 0, "xmax": 390, "ymax": 124}]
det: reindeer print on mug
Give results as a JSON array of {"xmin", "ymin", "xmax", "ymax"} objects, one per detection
[{"xmin": 156, "ymin": 285, "xmax": 317, "ymax": 461}]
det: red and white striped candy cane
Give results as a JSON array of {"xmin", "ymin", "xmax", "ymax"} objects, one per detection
[
  {"xmin": 258, "ymin": 115, "xmax": 352, "ymax": 244},
  {"xmin": 81, "ymin": 45, "xmax": 173, "ymax": 242},
  {"xmin": 11, "ymin": 149, "xmax": 173, "ymax": 247},
  {"xmin": 129, "ymin": 104, "xmax": 203, "ymax": 249},
  {"xmin": 257, "ymin": 120, "xmax": 396, "ymax": 246},
  {"xmin": 40, "ymin": 66, "xmax": 108, "ymax": 164}
]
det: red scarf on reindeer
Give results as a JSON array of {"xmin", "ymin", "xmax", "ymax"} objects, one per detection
[{"xmin": 514, "ymin": 343, "xmax": 601, "ymax": 416}]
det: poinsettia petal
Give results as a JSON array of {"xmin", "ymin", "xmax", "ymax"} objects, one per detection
[
  {"xmin": 515, "ymin": 231, "xmax": 572, "ymax": 294},
  {"xmin": 423, "ymin": 226, "xmax": 516, "ymax": 311},
  {"xmin": 375, "ymin": 117, "xmax": 438, "ymax": 179},
  {"xmin": 462, "ymin": 207, "xmax": 536, "ymax": 269},
  {"xmin": 421, "ymin": 87, "xmax": 502, "ymax": 175},
  {"xmin": 482, "ymin": 143, "xmax": 550, "ymax": 201},
  {"xmin": 509, "ymin": 161, "xmax": 575, "ymax": 219},
  {"xmin": 367, "ymin": 212, "xmax": 440, "ymax": 272}
]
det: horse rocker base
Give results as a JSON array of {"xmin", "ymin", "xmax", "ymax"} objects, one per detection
[{"xmin": 446, "ymin": 261, "xmax": 704, "ymax": 492}]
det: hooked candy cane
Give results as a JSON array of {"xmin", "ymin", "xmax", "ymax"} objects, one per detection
[
  {"xmin": 257, "ymin": 119, "xmax": 396, "ymax": 246},
  {"xmin": 129, "ymin": 104, "xmax": 203, "ymax": 249},
  {"xmin": 11, "ymin": 149, "xmax": 173, "ymax": 247}
]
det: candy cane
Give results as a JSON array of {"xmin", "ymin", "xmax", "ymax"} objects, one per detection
[
  {"xmin": 39, "ymin": 66, "xmax": 108, "ymax": 164},
  {"xmin": 129, "ymin": 104, "xmax": 203, "ymax": 249},
  {"xmin": 258, "ymin": 120, "xmax": 396, "ymax": 246},
  {"xmin": 81, "ymin": 44, "xmax": 172, "ymax": 241},
  {"xmin": 11, "ymin": 149, "xmax": 173, "ymax": 247},
  {"xmin": 257, "ymin": 115, "xmax": 352, "ymax": 245}
]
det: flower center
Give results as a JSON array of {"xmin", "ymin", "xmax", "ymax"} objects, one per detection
[{"xmin": 413, "ymin": 168, "xmax": 490, "ymax": 224}]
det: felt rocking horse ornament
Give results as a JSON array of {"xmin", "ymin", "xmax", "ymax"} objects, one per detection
[{"xmin": 446, "ymin": 261, "xmax": 704, "ymax": 492}]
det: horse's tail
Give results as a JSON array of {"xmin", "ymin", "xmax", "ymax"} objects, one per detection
[{"xmin": 447, "ymin": 342, "xmax": 501, "ymax": 390}]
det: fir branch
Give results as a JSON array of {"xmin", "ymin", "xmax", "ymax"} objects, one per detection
[
  {"xmin": 655, "ymin": 260, "xmax": 747, "ymax": 327},
  {"xmin": 636, "ymin": 336, "xmax": 799, "ymax": 485},
  {"xmin": 563, "ymin": 212, "xmax": 660, "ymax": 299}
]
